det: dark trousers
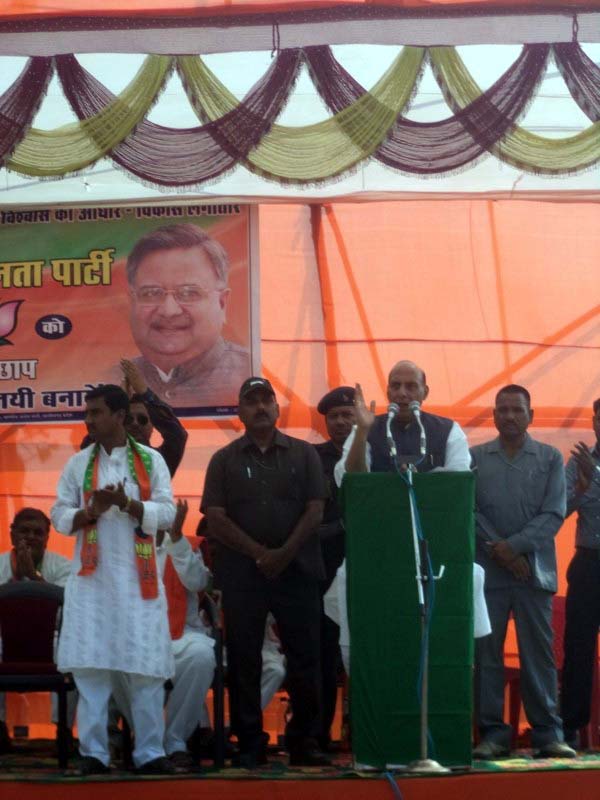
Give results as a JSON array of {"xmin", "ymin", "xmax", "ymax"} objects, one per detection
[
  {"xmin": 222, "ymin": 561, "xmax": 322, "ymax": 754},
  {"xmin": 319, "ymin": 533, "xmax": 344, "ymax": 745},
  {"xmin": 561, "ymin": 549, "xmax": 600, "ymax": 732}
]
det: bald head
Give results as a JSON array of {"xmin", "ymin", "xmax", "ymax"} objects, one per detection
[
  {"xmin": 388, "ymin": 360, "xmax": 427, "ymax": 386},
  {"xmin": 386, "ymin": 361, "xmax": 429, "ymax": 424}
]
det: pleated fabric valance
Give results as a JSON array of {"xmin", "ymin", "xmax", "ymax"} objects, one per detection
[{"xmin": 1, "ymin": 42, "xmax": 599, "ymax": 187}]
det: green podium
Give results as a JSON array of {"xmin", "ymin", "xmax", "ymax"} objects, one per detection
[{"xmin": 341, "ymin": 472, "xmax": 475, "ymax": 768}]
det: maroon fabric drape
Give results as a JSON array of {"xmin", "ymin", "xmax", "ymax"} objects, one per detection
[
  {"xmin": 0, "ymin": 57, "xmax": 52, "ymax": 163},
  {"xmin": 554, "ymin": 43, "xmax": 600, "ymax": 122},
  {"xmin": 305, "ymin": 44, "xmax": 549, "ymax": 174},
  {"xmin": 0, "ymin": 43, "xmax": 597, "ymax": 184},
  {"xmin": 56, "ymin": 50, "xmax": 302, "ymax": 186}
]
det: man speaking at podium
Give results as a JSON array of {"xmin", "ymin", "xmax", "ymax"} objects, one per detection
[
  {"xmin": 328, "ymin": 360, "xmax": 490, "ymax": 676},
  {"xmin": 334, "ymin": 360, "xmax": 471, "ymax": 481}
]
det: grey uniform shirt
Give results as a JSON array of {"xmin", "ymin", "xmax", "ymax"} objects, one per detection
[
  {"xmin": 470, "ymin": 434, "xmax": 566, "ymax": 593},
  {"xmin": 566, "ymin": 446, "xmax": 600, "ymax": 549}
]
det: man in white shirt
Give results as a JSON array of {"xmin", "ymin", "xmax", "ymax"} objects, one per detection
[
  {"xmin": 335, "ymin": 360, "xmax": 470, "ymax": 484},
  {"xmin": 328, "ymin": 360, "xmax": 490, "ymax": 668},
  {"xmin": 0, "ymin": 508, "xmax": 71, "ymax": 587},
  {"xmin": 0, "ymin": 507, "xmax": 73, "ymax": 753},
  {"xmin": 51, "ymin": 384, "xmax": 176, "ymax": 775}
]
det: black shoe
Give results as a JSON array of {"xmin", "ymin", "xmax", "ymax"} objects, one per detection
[
  {"xmin": 318, "ymin": 737, "xmax": 340, "ymax": 754},
  {"xmin": 472, "ymin": 740, "xmax": 511, "ymax": 760},
  {"xmin": 187, "ymin": 725, "xmax": 213, "ymax": 759},
  {"xmin": 534, "ymin": 741, "xmax": 577, "ymax": 759},
  {"xmin": 168, "ymin": 750, "xmax": 196, "ymax": 770},
  {"xmin": 231, "ymin": 747, "xmax": 268, "ymax": 769},
  {"xmin": 187, "ymin": 726, "xmax": 238, "ymax": 761},
  {"xmin": 73, "ymin": 756, "xmax": 111, "ymax": 775},
  {"xmin": 289, "ymin": 746, "xmax": 332, "ymax": 767},
  {"xmin": 563, "ymin": 728, "xmax": 579, "ymax": 750},
  {"xmin": 0, "ymin": 720, "xmax": 11, "ymax": 754},
  {"xmin": 135, "ymin": 756, "xmax": 178, "ymax": 775}
]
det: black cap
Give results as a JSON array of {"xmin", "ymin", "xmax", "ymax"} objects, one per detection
[
  {"xmin": 317, "ymin": 386, "xmax": 355, "ymax": 415},
  {"xmin": 239, "ymin": 377, "xmax": 276, "ymax": 401}
]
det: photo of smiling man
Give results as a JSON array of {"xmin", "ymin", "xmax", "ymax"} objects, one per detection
[{"xmin": 126, "ymin": 223, "xmax": 251, "ymax": 409}]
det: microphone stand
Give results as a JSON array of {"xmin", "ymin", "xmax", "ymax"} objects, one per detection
[
  {"xmin": 394, "ymin": 405, "xmax": 448, "ymax": 774},
  {"xmin": 404, "ymin": 466, "xmax": 448, "ymax": 775}
]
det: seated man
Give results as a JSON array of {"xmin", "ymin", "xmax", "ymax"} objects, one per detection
[
  {"xmin": 112, "ymin": 499, "xmax": 216, "ymax": 770},
  {"xmin": 0, "ymin": 508, "xmax": 74, "ymax": 752}
]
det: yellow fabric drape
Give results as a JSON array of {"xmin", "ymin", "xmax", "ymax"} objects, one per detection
[
  {"xmin": 7, "ymin": 56, "xmax": 172, "ymax": 176},
  {"xmin": 179, "ymin": 48, "xmax": 425, "ymax": 181},
  {"xmin": 431, "ymin": 46, "xmax": 600, "ymax": 174}
]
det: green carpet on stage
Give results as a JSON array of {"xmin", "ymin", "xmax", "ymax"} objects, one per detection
[{"xmin": 342, "ymin": 472, "xmax": 475, "ymax": 769}]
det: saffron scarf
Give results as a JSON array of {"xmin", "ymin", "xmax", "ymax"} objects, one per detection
[
  {"xmin": 79, "ymin": 436, "xmax": 158, "ymax": 599},
  {"xmin": 163, "ymin": 554, "xmax": 187, "ymax": 640}
]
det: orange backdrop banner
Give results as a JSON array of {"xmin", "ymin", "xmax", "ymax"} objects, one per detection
[{"xmin": 0, "ymin": 198, "xmax": 599, "ymax": 600}]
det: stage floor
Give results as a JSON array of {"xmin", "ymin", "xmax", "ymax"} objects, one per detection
[{"xmin": 3, "ymin": 740, "xmax": 600, "ymax": 800}]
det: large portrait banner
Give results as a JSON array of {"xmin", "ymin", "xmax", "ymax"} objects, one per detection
[{"xmin": 0, "ymin": 203, "xmax": 256, "ymax": 422}]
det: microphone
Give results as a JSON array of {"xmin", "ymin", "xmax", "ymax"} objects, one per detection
[
  {"xmin": 386, "ymin": 403, "xmax": 400, "ymax": 458},
  {"xmin": 409, "ymin": 400, "xmax": 427, "ymax": 456}
]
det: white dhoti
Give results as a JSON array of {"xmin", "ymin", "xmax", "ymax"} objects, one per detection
[{"xmin": 165, "ymin": 631, "xmax": 216, "ymax": 754}]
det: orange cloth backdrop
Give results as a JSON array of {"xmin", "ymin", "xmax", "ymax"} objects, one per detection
[{"xmin": 1, "ymin": 198, "xmax": 599, "ymax": 600}]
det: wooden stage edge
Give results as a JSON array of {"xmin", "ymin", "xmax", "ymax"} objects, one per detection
[{"xmin": 3, "ymin": 769, "xmax": 600, "ymax": 800}]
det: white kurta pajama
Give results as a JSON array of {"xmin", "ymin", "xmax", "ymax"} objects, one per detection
[{"xmin": 51, "ymin": 442, "xmax": 175, "ymax": 767}]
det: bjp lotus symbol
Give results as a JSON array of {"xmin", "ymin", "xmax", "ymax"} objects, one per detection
[{"xmin": 0, "ymin": 300, "xmax": 23, "ymax": 346}]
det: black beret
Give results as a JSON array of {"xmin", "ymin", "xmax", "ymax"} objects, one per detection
[{"xmin": 317, "ymin": 386, "xmax": 356, "ymax": 415}]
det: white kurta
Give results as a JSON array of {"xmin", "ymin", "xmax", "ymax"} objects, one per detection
[
  {"xmin": 156, "ymin": 534, "xmax": 210, "ymax": 631},
  {"xmin": 51, "ymin": 442, "xmax": 175, "ymax": 679},
  {"xmin": 159, "ymin": 535, "xmax": 215, "ymax": 754},
  {"xmin": 0, "ymin": 549, "xmax": 72, "ymax": 587}
]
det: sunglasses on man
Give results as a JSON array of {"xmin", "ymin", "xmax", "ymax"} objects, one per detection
[{"xmin": 128, "ymin": 413, "xmax": 150, "ymax": 426}]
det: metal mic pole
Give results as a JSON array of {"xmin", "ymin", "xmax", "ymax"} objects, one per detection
[
  {"xmin": 404, "ymin": 470, "xmax": 448, "ymax": 775},
  {"xmin": 403, "ymin": 402, "xmax": 448, "ymax": 775}
]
